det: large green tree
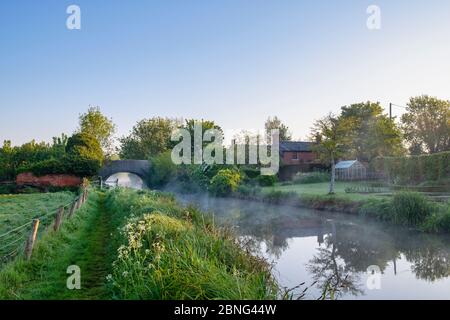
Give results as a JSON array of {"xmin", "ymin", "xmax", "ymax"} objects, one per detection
[
  {"xmin": 310, "ymin": 114, "xmax": 354, "ymax": 194},
  {"xmin": 401, "ymin": 95, "xmax": 450, "ymax": 154},
  {"xmin": 119, "ymin": 117, "xmax": 181, "ymax": 159},
  {"xmin": 339, "ymin": 102, "xmax": 404, "ymax": 161},
  {"xmin": 78, "ymin": 106, "xmax": 116, "ymax": 157},
  {"xmin": 181, "ymin": 119, "xmax": 222, "ymax": 151}
]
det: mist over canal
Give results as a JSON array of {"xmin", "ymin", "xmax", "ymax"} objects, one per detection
[{"xmin": 177, "ymin": 194, "xmax": 450, "ymax": 300}]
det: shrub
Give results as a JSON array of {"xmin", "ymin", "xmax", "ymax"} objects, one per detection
[
  {"xmin": 209, "ymin": 169, "xmax": 241, "ymax": 196},
  {"xmin": 293, "ymin": 171, "xmax": 330, "ymax": 184},
  {"xmin": 241, "ymin": 167, "xmax": 260, "ymax": 179},
  {"xmin": 170, "ymin": 164, "xmax": 211, "ymax": 193},
  {"xmin": 17, "ymin": 156, "xmax": 99, "ymax": 177},
  {"xmin": 18, "ymin": 158, "xmax": 68, "ymax": 176},
  {"xmin": 256, "ymin": 174, "xmax": 278, "ymax": 187},
  {"xmin": 359, "ymin": 198, "xmax": 392, "ymax": 221},
  {"xmin": 391, "ymin": 192, "xmax": 435, "ymax": 226},
  {"xmin": 0, "ymin": 184, "xmax": 16, "ymax": 194},
  {"xmin": 65, "ymin": 155, "xmax": 102, "ymax": 177},
  {"xmin": 148, "ymin": 151, "xmax": 178, "ymax": 187},
  {"xmin": 423, "ymin": 205, "xmax": 450, "ymax": 233}
]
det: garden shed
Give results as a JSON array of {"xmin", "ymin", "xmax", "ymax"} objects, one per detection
[{"xmin": 335, "ymin": 160, "xmax": 367, "ymax": 181}]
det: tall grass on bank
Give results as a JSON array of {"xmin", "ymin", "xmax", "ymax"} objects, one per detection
[
  {"xmin": 391, "ymin": 192, "xmax": 434, "ymax": 226},
  {"xmin": 104, "ymin": 188, "xmax": 278, "ymax": 300}
]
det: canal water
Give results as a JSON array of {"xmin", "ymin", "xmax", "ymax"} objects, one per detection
[
  {"xmin": 103, "ymin": 176, "xmax": 450, "ymax": 300},
  {"xmin": 105, "ymin": 172, "xmax": 147, "ymax": 190},
  {"xmin": 177, "ymin": 195, "xmax": 450, "ymax": 300}
]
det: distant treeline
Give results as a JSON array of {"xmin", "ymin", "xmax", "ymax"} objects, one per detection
[{"xmin": 0, "ymin": 133, "xmax": 104, "ymax": 181}]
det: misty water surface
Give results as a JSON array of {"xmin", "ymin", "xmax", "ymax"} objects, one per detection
[{"xmin": 177, "ymin": 194, "xmax": 450, "ymax": 300}]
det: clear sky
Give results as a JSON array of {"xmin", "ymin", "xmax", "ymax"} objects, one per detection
[{"xmin": 1, "ymin": 0, "xmax": 450, "ymax": 145}]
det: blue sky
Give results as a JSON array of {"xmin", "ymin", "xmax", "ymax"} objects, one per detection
[{"xmin": 1, "ymin": 0, "xmax": 450, "ymax": 145}]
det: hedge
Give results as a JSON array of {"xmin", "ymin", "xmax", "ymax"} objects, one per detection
[
  {"xmin": 371, "ymin": 151, "xmax": 450, "ymax": 184},
  {"xmin": 17, "ymin": 156, "xmax": 101, "ymax": 178}
]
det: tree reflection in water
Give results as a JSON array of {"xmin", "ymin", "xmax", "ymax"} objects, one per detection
[
  {"xmin": 306, "ymin": 222, "xmax": 363, "ymax": 299},
  {"xmin": 177, "ymin": 195, "xmax": 450, "ymax": 299}
]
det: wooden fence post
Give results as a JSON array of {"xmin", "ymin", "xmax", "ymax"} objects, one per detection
[
  {"xmin": 24, "ymin": 219, "xmax": 40, "ymax": 261},
  {"xmin": 68, "ymin": 201, "xmax": 76, "ymax": 219},
  {"xmin": 75, "ymin": 196, "xmax": 81, "ymax": 210},
  {"xmin": 53, "ymin": 207, "xmax": 64, "ymax": 231}
]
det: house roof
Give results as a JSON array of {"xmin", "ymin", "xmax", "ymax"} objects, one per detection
[
  {"xmin": 335, "ymin": 160, "xmax": 360, "ymax": 169},
  {"xmin": 280, "ymin": 141, "xmax": 313, "ymax": 152}
]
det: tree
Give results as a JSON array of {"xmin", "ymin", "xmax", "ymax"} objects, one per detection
[
  {"xmin": 310, "ymin": 114, "xmax": 353, "ymax": 194},
  {"xmin": 78, "ymin": 106, "xmax": 116, "ymax": 157},
  {"xmin": 265, "ymin": 116, "xmax": 291, "ymax": 142},
  {"xmin": 66, "ymin": 133, "xmax": 103, "ymax": 162},
  {"xmin": 180, "ymin": 119, "xmax": 223, "ymax": 160},
  {"xmin": 66, "ymin": 132, "xmax": 104, "ymax": 176},
  {"xmin": 339, "ymin": 102, "xmax": 404, "ymax": 161},
  {"xmin": 182, "ymin": 119, "xmax": 222, "ymax": 145},
  {"xmin": 119, "ymin": 117, "xmax": 181, "ymax": 159},
  {"xmin": 51, "ymin": 133, "xmax": 69, "ymax": 158},
  {"xmin": 401, "ymin": 95, "xmax": 450, "ymax": 154},
  {"xmin": 0, "ymin": 140, "xmax": 14, "ymax": 180}
]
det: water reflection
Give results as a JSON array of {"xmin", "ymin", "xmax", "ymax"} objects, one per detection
[{"xmin": 177, "ymin": 195, "xmax": 450, "ymax": 300}]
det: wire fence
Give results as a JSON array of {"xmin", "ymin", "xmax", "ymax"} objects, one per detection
[{"xmin": 0, "ymin": 188, "xmax": 90, "ymax": 266}]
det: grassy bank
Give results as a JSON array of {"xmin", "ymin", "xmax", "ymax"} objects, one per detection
[
  {"xmin": 104, "ymin": 188, "xmax": 278, "ymax": 299},
  {"xmin": 235, "ymin": 185, "xmax": 450, "ymax": 233},
  {"xmin": 0, "ymin": 188, "xmax": 279, "ymax": 300}
]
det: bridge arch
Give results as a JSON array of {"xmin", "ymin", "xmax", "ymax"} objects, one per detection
[{"xmin": 99, "ymin": 160, "xmax": 150, "ymax": 182}]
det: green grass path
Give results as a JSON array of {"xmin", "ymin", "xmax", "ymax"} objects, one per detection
[
  {"xmin": 0, "ymin": 192, "xmax": 113, "ymax": 299},
  {"xmin": 64, "ymin": 193, "xmax": 111, "ymax": 299}
]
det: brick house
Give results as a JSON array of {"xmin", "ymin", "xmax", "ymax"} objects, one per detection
[
  {"xmin": 280, "ymin": 141, "xmax": 316, "ymax": 165},
  {"xmin": 278, "ymin": 141, "xmax": 323, "ymax": 180}
]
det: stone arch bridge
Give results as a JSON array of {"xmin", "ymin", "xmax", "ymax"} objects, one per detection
[{"xmin": 98, "ymin": 160, "xmax": 150, "ymax": 181}]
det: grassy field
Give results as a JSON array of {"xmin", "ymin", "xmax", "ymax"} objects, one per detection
[
  {"xmin": 261, "ymin": 182, "xmax": 383, "ymax": 200},
  {"xmin": 0, "ymin": 192, "xmax": 76, "ymax": 260}
]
